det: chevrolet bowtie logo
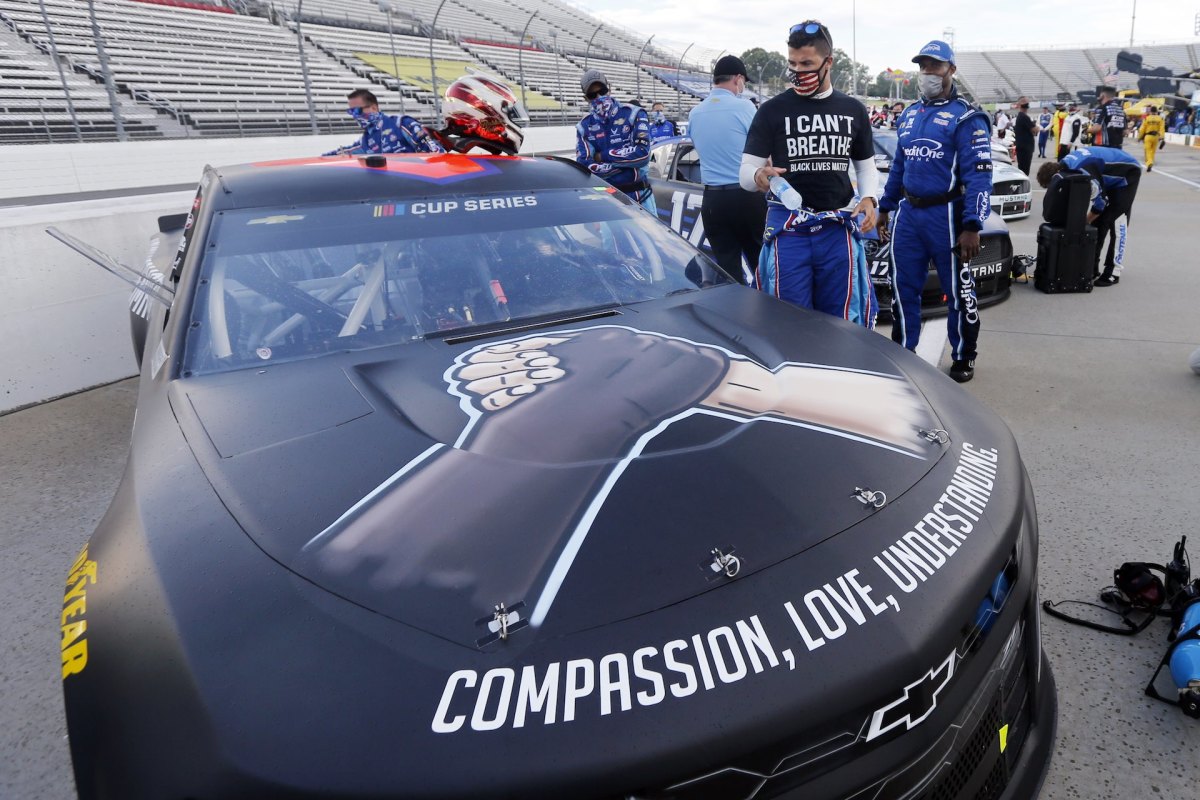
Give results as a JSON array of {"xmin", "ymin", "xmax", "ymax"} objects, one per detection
[{"xmin": 866, "ymin": 651, "xmax": 958, "ymax": 741}]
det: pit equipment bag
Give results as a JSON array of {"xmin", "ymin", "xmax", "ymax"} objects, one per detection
[{"xmin": 1035, "ymin": 224, "xmax": 1096, "ymax": 294}]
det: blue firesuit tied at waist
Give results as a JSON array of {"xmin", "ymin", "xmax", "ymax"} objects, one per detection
[
  {"xmin": 757, "ymin": 201, "xmax": 877, "ymax": 328},
  {"xmin": 324, "ymin": 111, "xmax": 445, "ymax": 156}
]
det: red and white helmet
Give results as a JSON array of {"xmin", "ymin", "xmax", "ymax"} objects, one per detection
[{"xmin": 442, "ymin": 72, "xmax": 529, "ymax": 155}]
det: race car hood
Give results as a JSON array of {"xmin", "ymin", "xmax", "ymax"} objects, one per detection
[
  {"xmin": 993, "ymin": 161, "xmax": 1029, "ymax": 185},
  {"xmin": 176, "ymin": 288, "xmax": 957, "ymax": 647}
]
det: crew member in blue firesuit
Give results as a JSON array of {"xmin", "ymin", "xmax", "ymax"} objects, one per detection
[
  {"xmin": 739, "ymin": 20, "xmax": 879, "ymax": 326},
  {"xmin": 649, "ymin": 101, "xmax": 678, "ymax": 141},
  {"xmin": 1036, "ymin": 146, "xmax": 1141, "ymax": 286},
  {"xmin": 324, "ymin": 89, "xmax": 444, "ymax": 156},
  {"xmin": 1037, "ymin": 106, "xmax": 1053, "ymax": 157},
  {"xmin": 576, "ymin": 69, "xmax": 656, "ymax": 212},
  {"xmin": 878, "ymin": 40, "xmax": 992, "ymax": 383}
]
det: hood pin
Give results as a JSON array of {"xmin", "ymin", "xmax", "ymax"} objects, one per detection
[
  {"xmin": 710, "ymin": 548, "xmax": 741, "ymax": 578},
  {"xmin": 474, "ymin": 600, "xmax": 529, "ymax": 648},
  {"xmin": 853, "ymin": 487, "xmax": 887, "ymax": 509},
  {"xmin": 920, "ymin": 428, "xmax": 950, "ymax": 444},
  {"xmin": 493, "ymin": 603, "xmax": 513, "ymax": 640}
]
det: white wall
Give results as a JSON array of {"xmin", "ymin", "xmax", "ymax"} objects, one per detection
[
  {"xmin": 1164, "ymin": 132, "xmax": 1200, "ymax": 148},
  {"xmin": 0, "ymin": 129, "xmax": 578, "ymax": 413},
  {"xmin": 0, "ymin": 192, "xmax": 190, "ymax": 412}
]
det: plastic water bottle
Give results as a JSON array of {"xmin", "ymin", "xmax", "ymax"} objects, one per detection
[
  {"xmin": 1170, "ymin": 599, "xmax": 1200, "ymax": 718},
  {"xmin": 769, "ymin": 175, "xmax": 803, "ymax": 211}
]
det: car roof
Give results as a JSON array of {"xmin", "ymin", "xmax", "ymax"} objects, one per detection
[
  {"xmin": 651, "ymin": 135, "xmax": 692, "ymax": 149},
  {"xmin": 203, "ymin": 154, "xmax": 596, "ymax": 211}
]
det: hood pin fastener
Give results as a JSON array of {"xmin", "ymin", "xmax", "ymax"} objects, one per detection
[
  {"xmin": 710, "ymin": 548, "xmax": 741, "ymax": 578},
  {"xmin": 920, "ymin": 428, "xmax": 950, "ymax": 444},
  {"xmin": 475, "ymin": 601, "xmax": 529, "ymax": 647},
  {"xmin": 853, "ymin": 487, "xmax": 887, "ymax": 509},
  {"xmin": 492, "ymin": 603, "xmax": 512, "ymax": 640}
]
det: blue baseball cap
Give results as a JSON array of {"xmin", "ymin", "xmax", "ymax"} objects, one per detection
[{"xmin": 912, "ymin": 40, "xmax": 955, "ymax": 65}]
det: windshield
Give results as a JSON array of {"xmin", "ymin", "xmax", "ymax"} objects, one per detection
[{"xmin": 183, "ymin": 187, "xmax": 730, "ymax": 374}]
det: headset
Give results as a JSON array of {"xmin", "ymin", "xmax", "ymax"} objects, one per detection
[
  {"xmin": 1042, "ymin": 536, "xmax": 1189, "ymax": 635},
  {"xmin": 1043, "ymin": 537, "xmax": 1200, "ymax": 715}
]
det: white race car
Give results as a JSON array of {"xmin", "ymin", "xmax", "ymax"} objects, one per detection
[{"xmin": 873, "ymin": 131, "xmax": 1032, "ymax": 221}]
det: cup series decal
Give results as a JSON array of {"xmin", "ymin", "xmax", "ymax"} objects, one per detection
[{"xmin": 429, "ymin": 442, "xmax": 999, "ymax": 733}]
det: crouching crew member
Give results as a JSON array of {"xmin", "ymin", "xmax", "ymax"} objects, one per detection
[
  {"xmin": 325, "ymin": 89, "xmax": 444, "ymax": 155},
  {"xmin": 739, "ymin": 20, "xmax": 879, "ymax": 324},
  {"xmin": 1036, "ymin": 146, "xmax": 1142, "ymax": 286},
  {"xmin": 878, "ymin": 40, "xmax": 992, "ymax": 384},
  {"xmin": 577, "ymin": 69, "xmax": 656, "ymax": 213}
]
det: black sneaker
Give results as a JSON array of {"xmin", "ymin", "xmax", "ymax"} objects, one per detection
[
  {"xmin": 1094, "ymin": 275, "xmax": 1120, "ymax": 286},
  {"xmin": 949, "ymin": 359, "xmax": 975, "ymax": 383},
  {"xmin": 1147, "ymin": 164, "xmax": 1153, "ymax": 172}
]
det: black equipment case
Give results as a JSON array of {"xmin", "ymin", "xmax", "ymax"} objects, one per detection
[
  {"xmin": 1035, "ymin": 224, "xmax": 1096, "ymax": 293},
  {"xmin": 1036, "ymin": 172, "xmax": 1096, "ymax": 293}
]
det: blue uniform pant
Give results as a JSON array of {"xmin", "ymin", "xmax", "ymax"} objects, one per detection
[
  {"xmin": 628, "ymin": 188, "xmax": 657, "ymax": 215},
  {"xmin": 889, "ymin": 200, "xmax": 979, "ymax": 362},
  {"xmin": 758, "ymin": 205, "xmax": 859, "ymax": 319}
]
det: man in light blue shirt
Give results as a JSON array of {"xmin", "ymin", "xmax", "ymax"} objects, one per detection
[{"xmin": 687, "ymin": 55, "xmax": 765, "ymax": 284}]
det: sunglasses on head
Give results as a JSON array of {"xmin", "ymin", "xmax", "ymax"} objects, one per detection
[{"xmin": 789, "ymin": 21, "xmax": 831, "ymax": 48}]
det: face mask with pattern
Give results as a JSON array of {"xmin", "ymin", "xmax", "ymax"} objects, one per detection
[
  {"xmin": 590, "ymin": 94, "xmax": 619, "ymax": 120},
  {"xmin": 788, "ymin": 60, "xmax": 828, "ymax": 96}
]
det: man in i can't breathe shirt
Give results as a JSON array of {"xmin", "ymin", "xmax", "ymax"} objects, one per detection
[{"xmin": 739, "ymin": 20, "xmax": 879, "ymax": 321}]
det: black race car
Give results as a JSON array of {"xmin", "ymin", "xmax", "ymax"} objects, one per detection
[
  {"xmin": 54, "ymin": 152, "xmax": 1054, "ymax": 800},
  {"xmin": 650, "ymin": 136, "xmax": 1015, "ymax": 318}
]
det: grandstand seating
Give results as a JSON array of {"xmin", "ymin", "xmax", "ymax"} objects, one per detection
[
  {"xmin": 1, "ymin": 0, "xmax": 364, "ymax": 137},
  {"xmin": 454, "ymin": 0, "xmax": 568, "ymax": 49},
  {"xmin": 0, "ymin": 0, "xmax": 714, "ymax": 144},
  {"xmin": 299, "ymin": 23, "xmax": 471, "ymax": 117},
  {"xmin": 0, "ymin": 27, "xmax": 161, "ymax": 142},
  {"xmin": 291, "ymin": 0, "xmax": 420, "ymax": 34},
  {"xmin": 23, "ymin": 0, "xmax": 1193, "ymax": 147},
  {"xmin": 958, "ymin": 42, "xmax": 1200, "ymax": 104},
  {"xmin": 462, "ymin": 40, "xmax": 588, "ymax": 120},
  {"xmin": 564, "ymin": 54, "xmax": 700, "ymax": 115}
]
